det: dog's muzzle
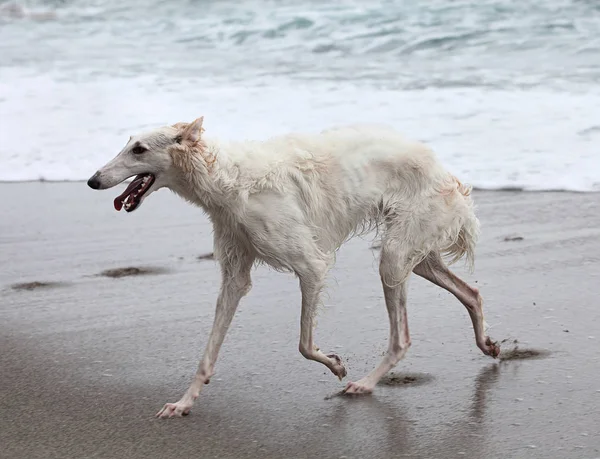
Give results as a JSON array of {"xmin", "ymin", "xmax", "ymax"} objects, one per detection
[{"xmin": 87, "ymin": 172, "xmax": 101, "ymax": 190}]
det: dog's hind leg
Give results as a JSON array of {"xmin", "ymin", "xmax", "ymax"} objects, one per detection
[
  {"xmin": 296, "ymin": 257, "xmax": 347, "ymax": 380},
  {"xmin": 413, "ymin": 251, "xmax": 499, "ymax": 357},
  {"xmin": 156, "ymin": 248, "xmax": 254, "ymax": 419},
  {"xmin": 344, "ymin": 241, "xmax": 413, "ymax": 394}
]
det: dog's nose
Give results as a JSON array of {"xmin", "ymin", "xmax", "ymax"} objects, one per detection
[{"xmin": 87, "ymin": 173, "xmax": 101, "ymax": 190}]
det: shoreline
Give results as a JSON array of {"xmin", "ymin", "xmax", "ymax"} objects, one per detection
[{"xmin": 0, "ymin": 179, "xmax": 598, "ymax": 194}]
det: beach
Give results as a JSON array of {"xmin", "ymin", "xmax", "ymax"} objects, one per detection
[{"xmin": 1, "ymin": 182, "xmax": 599, "ymax": 459}]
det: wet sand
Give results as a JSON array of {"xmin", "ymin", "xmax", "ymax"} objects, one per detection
[{"xmin": 1, "ymin": 183, "xmax": 600, "ymax": 459}]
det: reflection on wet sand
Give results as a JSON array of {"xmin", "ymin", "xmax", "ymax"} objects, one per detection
[{"xmin": 319, "ymin": 363, "xmax": 504, "ymax": 457}]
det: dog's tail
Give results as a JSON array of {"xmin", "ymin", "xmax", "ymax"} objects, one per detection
[{"xmin": 440, "ymin": 176, "xmax": 480, "ymax": 273}]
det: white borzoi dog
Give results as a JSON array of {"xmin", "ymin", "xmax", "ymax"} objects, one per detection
[{"xmin": 87, "ymin": 117, "xmax": 500, "ymax": 418}]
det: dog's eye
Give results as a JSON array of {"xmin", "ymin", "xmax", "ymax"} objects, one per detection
[{"xmin": 132, "ymin": 145, "xmax": 147, "ymax": 155}]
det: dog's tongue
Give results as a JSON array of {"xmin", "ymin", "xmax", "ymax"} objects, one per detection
[
  {"xmin": 113, "ymin": 176, "xmax": 144, "ymax": 211},
  {"xmin": 113, "ymin": 197, "xmax": 124, "ymax": 211}
]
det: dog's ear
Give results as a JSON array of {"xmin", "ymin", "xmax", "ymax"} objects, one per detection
[
  {"xmin": 178, "ymin": 117, "xmax": 204, "ymax": 144},
  {"xmin": 171, "ymin": 122, "xmax": 188, "ymax": 130}
]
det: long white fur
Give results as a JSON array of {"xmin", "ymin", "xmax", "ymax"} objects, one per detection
[
  {"xmin": 89, "ymin": 118, "xmax": 497, "ymax": 418},
  {"xmin": 179, "ymin": 123, "xmax": 477, "ymax": 270}
]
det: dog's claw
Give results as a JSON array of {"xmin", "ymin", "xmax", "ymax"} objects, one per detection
[
  {"xmin": 156, "ymin": 402, "xmax": 192, "ymax": 419},
  {"xmin": 327, "ymin": 353, "xmax": 347, "ymax": 380}
]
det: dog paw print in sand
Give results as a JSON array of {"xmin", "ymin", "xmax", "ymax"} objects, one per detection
[
  {"xmin": 378, "ymin": 372, "xmax": 435, "ymax": 387},
  {"xmin": 10, "ymin": 281, "xmax": 67, "ymax": 291},
  {"xmin": 503, "ymin": 234, "xmax": 524, "ymax": 242},
  {"xmin": 498, "ymin": 339, "xmax": 551, "ymax": 361},
  {"xmin": 499, "ymin": 348, "xmax": 551, "ymax": 361},
  {"xmin": 98, "ymin": 266, "xmax": 169, "ymax": 279}
]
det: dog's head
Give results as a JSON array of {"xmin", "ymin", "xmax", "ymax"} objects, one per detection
[{"xmin": 87, "ymin": 117, "xmax": 205, "ymax": 212}]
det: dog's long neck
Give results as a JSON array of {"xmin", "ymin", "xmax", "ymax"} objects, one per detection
[{"xmin": 169, "ymin": 138, "xmax": 238, "ymax": 214}]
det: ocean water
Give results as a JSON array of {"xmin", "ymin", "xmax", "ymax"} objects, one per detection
[{"xmin": 1, "ymin": 0, "xmax": 599, "ymax": 190}]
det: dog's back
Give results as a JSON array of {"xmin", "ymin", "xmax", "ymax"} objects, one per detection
[{"xmin": 208, "ymin": 124, "xmax": 476, "ymax": 266}]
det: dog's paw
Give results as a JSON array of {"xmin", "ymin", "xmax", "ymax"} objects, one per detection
[
  {"xmin": 342, "ymin": 380, "xmax": 373, "ymax": 395},
  {"xmin": 327, "ymin": 353, "xmax": 347, "ymax": 380},
  {"xmin": 480, "ymin": 336, "xmax": 500, "ymax": 358},
  {"xmin": 156, "ymin": 401, "xmax": 192, "ymax": 419}
]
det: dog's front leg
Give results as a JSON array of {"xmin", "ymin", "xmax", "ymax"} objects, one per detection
[{"xmin": 156, "ymin": 252, "xmax": 254, "ymax": 419}]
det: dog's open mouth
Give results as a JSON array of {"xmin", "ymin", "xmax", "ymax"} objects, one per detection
[{"xmin": 113, "ymin": 173, "xmax": 155, "ymax": 212}]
